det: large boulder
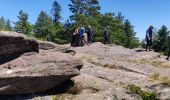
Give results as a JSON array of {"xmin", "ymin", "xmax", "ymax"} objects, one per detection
[
  {"xmin": 0, "ymin": 50, "xmax": 83, "ymax": 95},
  {"xmin": 0, "ymin": 31, "xmax": 39, "ymax": 56}
]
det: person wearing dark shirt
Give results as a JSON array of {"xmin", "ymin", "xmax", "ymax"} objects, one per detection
[
  {"xmin": 87, "ymin": 25, "xmax": 93, "ymax": 44},
  {"xmin": 104, "ymin": 26, "xmax": 110, "ymax": 45},
  {"xmin": 146, "ymin": 26, "xmax": 154, "ymax": 51}
]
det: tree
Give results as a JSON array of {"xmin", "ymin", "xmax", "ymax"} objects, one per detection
[
  {"xmin": 51, "ymin": 0, "xmax": 62, "ymax": 23},
  {"xmin": 0, "ymin": 17, "xmax": 7, "ymax": 30},
  {"xmin": 124, "ymin": 19, "xmax": 139, "ymax": 48},
  {"xmin": 116, "ymin": 12, "xmax": 125, "ymax": 23},
  {"xmin": 34, "ymin": 11, "xmax": 54, "ymax": 38},
  {"xmin": 69, "ymin": 0, "xmax": 100, "ymax": 16},
  {"xmin": 6, "ymin": 19, "xmax": 12, "ymax": 31},
  {"xmin": 153, "ymin": 25, "xmax": 169, "ymax": 54},
  {"xmin": 14, "ymin": 10, "xmax": 32, "ymax": 34}
]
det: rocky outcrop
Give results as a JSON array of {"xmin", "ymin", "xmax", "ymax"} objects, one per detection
[
  {"xmin": 0, "ymin": 50, "xmax": 83, "ymax": 95},
  {"xmin": 0, "ymin": 31, "xmax": 83, "ymax": 95},
  {"xmin": 0, "ymin": 31, "xmax": 39, "ymax": 56}
]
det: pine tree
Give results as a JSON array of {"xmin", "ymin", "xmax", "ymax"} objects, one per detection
[
  {"xmin": 116, "ymin": 12, "xmax": 125, "ymax": 23},
  {"xmin": 124, "ymin": 19, "xmax": 139, "ymax": 48},
  {"xmin": 69, "ymin": 0, "xmax": 100, "ymax": 15},
  {"xmin": 34, "ymin": 11, "xmax": 54, "ymax": 38},
  {"xmin": 0, "ymin": 17, "xmax": 7, "ymax": 30},
  {"xmin": 51, "ymin": 0, "xmax": 62, "ymax": 23},
  {"xmin": 14, "ymin": 10, "xmax": 32, "ymax": 34},
  {"xmin": 6, "ymin": 19, "xmax": 12, "ymax": 31},
  {"xmin": 153, "ymin": 25, "xmax": 169, "ymax": 54}
]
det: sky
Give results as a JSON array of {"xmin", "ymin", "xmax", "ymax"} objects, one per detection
[{"xmin": 0, "ymin": 0, "xmax": 170, "ymax": 40}]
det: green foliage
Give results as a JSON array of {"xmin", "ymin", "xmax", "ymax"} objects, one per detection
[
  {"xmin": 0, "ymin": 17, "xmax": 12, "ymax": 31},
  {"xmin": 153, "ymin": 25, "xmax": 169, "ymax": 55},
  {"xmin": 127, "ymin": 85, "xmax": 157, "ymax": 100},
  {"xmin": 51, "ymin": 0, "xmax": 62, "ymax": 23},
  {"xmin": 6, "ymin": 19, "xmax": 13, "ymax": 31},
  {"xmin": 14, "ymin": 10, "xmax": 32, "ymax": 34},
  {"xmin": 34, "ymin": 11, "xmax": 54, "ymax": 38},
  {"xmin": 69, "ymin": 0, "xmax": 100, "ymax": 15},
  {"xmin": 124, "ymin": 19, "xmax": 140, "ymax": 48}
]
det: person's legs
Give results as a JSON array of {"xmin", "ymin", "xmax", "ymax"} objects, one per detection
[
  {"xmin": 149, "ymin": 39, "xmax": 152, "ymax": 51},
  {"xmin": 104, "ymin": 36, "xmax": 106, "ymax": 45},
  {"xmin": 89, "ymin": 34, "xmax": 93, "ymax": 44},
  {"xmin": 106, "ymin": 36, "xmax": 109, "ymax": 44},
  {"xmin": 167, "ymin": 46, "xmax": 170, "ymax": 60},
  {"xmin": 71, "ymin": 35, "xmax": 75, "ymax": 46},
  {"xmin": 146, "ymin": 39, "xmax": 149, "ymax": 51}
]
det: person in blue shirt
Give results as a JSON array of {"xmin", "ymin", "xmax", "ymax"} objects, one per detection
[
  {"xmin": 146, "ymin": 26, "xmax": 154, "ymax": 51},
  {"xmin": 80, "ymin": 25, "xmax": 89, "ymax": 46}
]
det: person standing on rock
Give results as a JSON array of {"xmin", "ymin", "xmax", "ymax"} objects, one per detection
[
  {"xmin": 80, "ymin": 25, "xmax": 89, "ymax": 46},
  {"xmin": 167, "ymin": 33, "xmax": 170, "ymax": 60},
  {"xmin": 46, "ymin": 34, "xmax": 51, "ymax": 42},
  {"xmin": 104, "ymin": 26, "xmax": 110, "ymax": 45},
  {"xmin": 71, "ymin": 27, "xmax": 80, "ymax": 47},
  {"xmin": 146, "ymin": 26, "xmax": 154, "ymax": 51},
  {"xmin": 87, "ymin": 25, "xmax": 94, "ymax": 44}
]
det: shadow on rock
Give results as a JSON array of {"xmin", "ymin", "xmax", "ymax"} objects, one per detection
[
  {"xmin": 0, "ymin": 80, "xmax": 75, "ymax": 100},
  {"xmin": 0, "ymin": 53, "xmax": 22, "ymax": 65}
]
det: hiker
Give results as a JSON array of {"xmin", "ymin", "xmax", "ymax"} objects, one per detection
[
  {"xmin": 71, "ymin": 27, "xmax": 80, "ymax": 47},
  {"xmin": 46, "ymin": 34, "xmax": 51, "ymax": 42},
  {"xmin": 104, "ymin": 26, "xmax": 110, "ymax": 45},
  {"xmin": 87, "ymin": 25, "xmax": 93, "ymax": 44},
  {"xmin": 80, "ymin": 25, "xmax": 89, "ymax": 46},
  {"xmin": 167, "ymin": 34, "xmax": 170, "ymax": 60},
  {"xmin": 146, "ymin": 26, "xmax": 154, "ymax": 51}
]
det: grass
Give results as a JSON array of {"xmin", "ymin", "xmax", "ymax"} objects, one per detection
[
  {"xmin": 75, "ymin": 53, "xmax": 100, "ymax": 65},
  {"xmin": 129, "ymin": 59, "xmax": 170, "ymax": 68},
  {"xmin": 51, "ymin": 80, "xmax": 83, "ymax": 100},
  {"xmin": 67, "ymin": 82, "xmax": 83, "ymax": 95},
  {"xmin": 127, "ymin": 85, "xmax": 158, "ymax": 100},
  {"xmin": 150, "ymin": 73, "xmax": 170, "ymax": 87},
  {"xmin": 75, "ymin": 53, "xmax": 123, "ymax": 69}
]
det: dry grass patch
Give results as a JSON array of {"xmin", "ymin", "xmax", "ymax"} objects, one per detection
[
  {"xmin": 75, "ymin": 53, "xmax": 100, "ymax": 65},
  {"xmin": 67, "ymin": 82, "xmax": 83, "ymax": 95},
  {"xmin": 150, "ymin": 73, "xmax": 170, "ymax": 87},
  {"xmin": 129, "ymin": 59, "xmax": 170, "ymax": 68}
]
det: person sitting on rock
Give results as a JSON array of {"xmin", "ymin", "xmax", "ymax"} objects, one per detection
[{"xmin": 145, "ymin": 25, "xmax": 154, "ymax": 51}]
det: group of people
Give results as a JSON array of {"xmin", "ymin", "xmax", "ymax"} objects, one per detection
[
  {"xmin": 145, "ymin": 25, "xmax": 170, "ymax": 60},
  {"xmin": 71, "ymin": 25, "xmax": 110, "ymax": 47},
  {"xmin": 71, "ymin": 25, "xmax": 94, "ymax": 47}
]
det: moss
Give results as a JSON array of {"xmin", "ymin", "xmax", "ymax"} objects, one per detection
[{"xmin": 127, "ymin": 85, "xmax": 158, "ymax": 100}]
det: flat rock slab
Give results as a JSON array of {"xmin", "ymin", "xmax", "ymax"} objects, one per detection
[
  {"xmin": 0, "ymin": 31, "xmax": 39, "ymax": 56},
  {"xmin": 0, "ymin": 50, "xmax": 83, "ymax": 95}
]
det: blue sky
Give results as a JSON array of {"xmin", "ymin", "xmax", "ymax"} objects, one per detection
[{"xmin": 0, "ymin": 0, "xmax": 170, "ymax": 40}]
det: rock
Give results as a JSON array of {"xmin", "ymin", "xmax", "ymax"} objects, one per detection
[
  {"xmin": 39, "ymin": 41, "xmax": 57, "ymax": 50},
  {"xmin": 0, "ymin": 31, "xmax": 39, "ymax": 56},
  {"xmin": 0, "ymin": 50, "xmax": 83, "ymax": 95}
]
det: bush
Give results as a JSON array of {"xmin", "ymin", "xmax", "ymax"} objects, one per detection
[{"xmin": 127, "ymin": 85, "xmax": 157, "ymax": 100}]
